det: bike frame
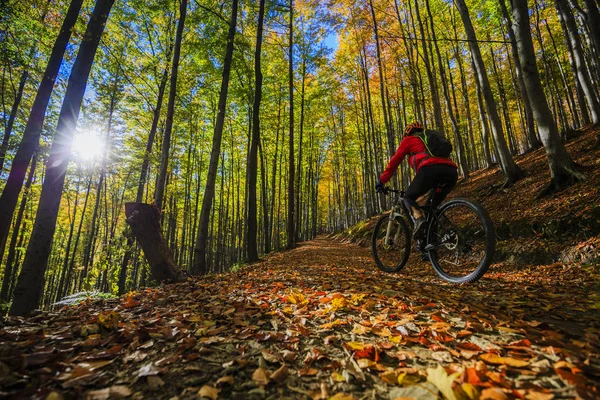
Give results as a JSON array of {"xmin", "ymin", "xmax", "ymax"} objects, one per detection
[{"xmin": 384, "ymin": 190, "xmax": 412, "ymax": 244}]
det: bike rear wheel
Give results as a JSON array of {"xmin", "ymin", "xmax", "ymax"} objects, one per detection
[
  {"xmin": 372, "ymin": 214, "xmax": 411, "ymax": 273},
  {"xmin": 427, "ymin": 199, "xmax": 495, "ymax": 283}
]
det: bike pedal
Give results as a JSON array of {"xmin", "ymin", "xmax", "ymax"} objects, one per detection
[{"xmin": 424, "ymin": 244, "xmax": 435, "ymax": 251}]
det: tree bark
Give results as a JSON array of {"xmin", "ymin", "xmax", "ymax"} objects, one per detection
[
  {"xmin": 0, "ymin": 0, "xmax": 84, "ymax": 257},
  {"xmin": 499, "ymin": 0, "xmax": 541, "ymax": 150},
  {"xmin": 454, "ymin": 0, "xmax": 524, "ymax": 186},
  {"xmin": 414, "ymin": 0, "xmax": 444, "ymax": 133},
  {"xmin": 0, "ymin": 72, "xmax": 27, "ymax": 173},
  {"xmin": 155, "ymin": 0, "xmax": 187, "ymax": 210},
  {"xmin": 286, "ymin": 0, "xmax": 296, "ymax": 250},
  {"xmin": 368, "ymin": 0, "xmax": 395, "ymax": 156},
  {"xmin": 246, "ymin": 0, "xmax": 266, "ymax": 263},
  {"xmin": 555, "ymin": 0, "xmax": 600, "ymax": 125},
  {"xmin": 193, "ymin": 0, "xmax": 238, "ymax": 275},
  {"xmin": 0, "ymin": 154, "xmax": 36, "ymax": 302},
  {"xmin": 510, "ymin": 0, "xmax": 584, "ymax": 196},
  {"xmin": 10, "ymin": 0, "xmax": 115, "ymax": 316},
  {"xmin": 124, "ymin": 203, "xmax": 184, "ymax": 283}
]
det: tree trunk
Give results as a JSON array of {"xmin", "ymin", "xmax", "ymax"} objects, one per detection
[
  {"xmin": 0, "ymin": 72, "xmax": 27, "ymax": 173},
  {"xmin": 0, "ymin": 154, "xmax": 37, "ymax": 302},
  {"xmin": 510, "ymin": 0, "xmax": 584, "ymax": 196},
  {"xmin": 246, "ymin": 0, "xmax": 265, "ymax": 263},
  {"xmin": 155, "ymin": 0, "xmax": 187, "ymax": 210},
  {"xmin": 0, "ymin": 0, "xmax": 84, "ymax": 256},
  {"xmin": 499, "ymin": 0, "xmax": 541, "ymax": 150},
  {"xmin": 10, "ymin": 0, "xmax": 115, "ymax": 316},
  {"xmin": 124, "ymin": 203, "xmax": 184, "ymax": 283},
  {"xmin": 425, "ymin": 0, "xmax": 468, "ymax": 178},
  {"xmin": 454, "ymin": 0, "xmax": 524, "ymax": 186},
  {"xmin": 555, "ymin": 0, "xmax": 600, "ymax": 125},
  {"xmin": 581, "ymin": 0, "xmax": 600, "ymax": 75},
  {"xmin": 286, "ymin": 0, "xmax": 296, "ymax": 250},
  {"xmin": 368, "ymin": 0, "xmax": 395, "ymax": 156},
  {"xmin": 193, "ymin": 0, "xmax": 238, "ymax": 275},
  {"xmin": 414, "ymin": 0, "xmax": 444, "ymax": 133}
]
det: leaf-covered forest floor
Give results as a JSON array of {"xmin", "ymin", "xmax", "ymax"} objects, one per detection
[{"xmin": 1, "ymin": 128, "xmax": 599, "ymax": 400}]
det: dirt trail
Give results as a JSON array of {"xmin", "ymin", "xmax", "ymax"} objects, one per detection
[{"xmin": 1, "ymin": 237, "xmax": 599, "ymax": 399}]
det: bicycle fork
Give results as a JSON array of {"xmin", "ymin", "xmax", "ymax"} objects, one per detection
[{"xmin": 384, "ymin": 205, "xmax": 404, "ymax": 244}]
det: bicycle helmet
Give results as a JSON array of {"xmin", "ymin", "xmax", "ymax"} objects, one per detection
[{"xmin": 404, "ymin": 121, "xmax": 424, "ymax": 136}]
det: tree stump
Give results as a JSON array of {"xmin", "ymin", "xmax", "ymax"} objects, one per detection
[{"xmin": 125, "ymin": 202, "xmax": 184, "ymax": 284}]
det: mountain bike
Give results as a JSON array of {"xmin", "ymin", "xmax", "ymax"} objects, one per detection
[{"xmin": 371, "ymin": 186, "xmax": 495, "ymax": 283}]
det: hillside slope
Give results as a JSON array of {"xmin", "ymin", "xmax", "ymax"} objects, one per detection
[{"xmin": 333, "ymin": 126, "xmax": 600, "ymax": 267}]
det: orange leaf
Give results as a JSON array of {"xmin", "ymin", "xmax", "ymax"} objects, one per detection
[
  {"xmin": 198, "ymin": 385, "xmax": 220, "ymax": 400},
  {"xmin": 480, "ymin": 353, "xmax": 529, "ymax": 367},
  {"xmin": 252, "ymin": 368, "xmax": 270, "ymax": 386}
]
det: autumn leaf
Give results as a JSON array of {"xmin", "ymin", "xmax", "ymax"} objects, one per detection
[
  {"xmin": 285, "ymin": 290, "xmax": 307, "ymax": 305},
  {"xmin": 480, "ymin": 388, "xmax": 509, "ymax": 400},
  {"xmin": 351, "ymin": 324, "xmax": 371, "ymax": 335},
  {"xmin": 252, "ymin": 367, "xmax": 270, "ymax": 386},
  {"xmin": 198, "ymin": 385, "xmax": 220, "ymax": 400},
  {"xmin": 270, "ymin": 365, "xmax": 289, "ymax": 383},
  {"xmin": 426, "ymin": 364, "xmax": 460, "ymax": 400},
  {"xmin": 329, "ymin": 393, "xmax": 356, "ymax": 400},
  {"xmin": 372, "ymin": 326, "xmax": 392, "ymax": 337},
  {"xmin": 298, "ymin": 368, "xmax": 319, "ymax": 376},
  {"xmin": 84, "ymin": 386, "xmax": 131, "ymax": 400},
  {"xmin": 480, "ymin": 353, "xmax": 530, "ymax": 367},
  {"xmin": 216, "ymin": 376, "xmax": 234, "ymax": 386}
]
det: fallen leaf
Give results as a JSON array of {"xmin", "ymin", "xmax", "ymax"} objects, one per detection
[
  {"xmin": 270, "ymin": 365, "xmax": 289, "ymax": 383},
  {"xmin": 331, "ymin": 371, "xmax": 346, "ymax": 382},
  {"xmin": 216, "ymin": 375, "xmax": 234, "ymax": 385},
  {"xmin": 252, "ymin": 367, "xmax": 270, "ymax": 386},
  {"xmin": 480, "ymin": 353, "xmax": 529, "ymax": 367},
  {"xmin": 298, "ymin": 368, "xmax": 319, "ymax": 376},
  {"xmin": 351, "ymin": 324, "xmax": 370, "ymax": 335},
  {"xmin": 426, "ymin": 364, "xmax": 459, "ymax": 400},
  {"xmin": 329, "ymin": 394, "xmax": 356, "ymax": 400},
  {"xmin": 198, "ymin": 385, "xmax": 220, "ymax": 400},
  {"xmin": 480, "ymin": 388, "xmax": 508, "ymax": 400},
  {"xmin": 372, "ymin": 326, "xmax": 392, "ymax": 337},
  {"xmin": 85, "ymin": 386, "xmax": 131, "ymax": 400}
]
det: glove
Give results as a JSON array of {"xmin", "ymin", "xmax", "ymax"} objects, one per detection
[{"xmin": 375, "ymin": 179, "xmax": 385, "ymax": 193}]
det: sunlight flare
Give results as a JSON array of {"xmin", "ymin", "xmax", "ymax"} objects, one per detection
[{"xmin": 72, "ymin": 129, "xmax": 104, "ymax": 161}]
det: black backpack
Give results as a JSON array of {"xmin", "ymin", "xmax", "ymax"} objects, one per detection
[{"xmin": 417, "ymin": 129, "xmax": 453, "ymax": 158}]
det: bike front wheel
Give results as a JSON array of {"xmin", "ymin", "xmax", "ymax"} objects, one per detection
[
  {"xmin": 372, "ymin": 214, "xmax": 411, "ymax": 273},
  {"xmin": 427, "ymin": 199, "xmax": 495, "ymax": 283}
]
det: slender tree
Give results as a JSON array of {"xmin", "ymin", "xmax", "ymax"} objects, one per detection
[
  {"xmin": 499, "ymin": 0, "xmax": 541, "ymax": 150},
  {"xmin": 155, "ymin": 0, "xmax": 187, "ymax": 210},
  {"xmin": 247, "ymin": 0, "xmax": 266, "ymax": 262},
  {"xmin": 193, "ymin": 0, "xmax": 239, "ymax": 275},
  {"xmin": 286, "ymin": 0, "xmax": 296, "ymax": 250},
  {"xmin": 555, "ymin": 0, "xmax": 600, "ymax": 125}
]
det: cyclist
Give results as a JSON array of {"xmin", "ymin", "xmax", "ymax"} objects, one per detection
[{"xmin": 375, "ymin": 122, "xmax": 458, "ymax": 238}]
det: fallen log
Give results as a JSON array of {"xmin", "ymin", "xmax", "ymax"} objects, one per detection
[{"xmin": 124, "ymin": 202, "xmax": 185, "ymax": 284}]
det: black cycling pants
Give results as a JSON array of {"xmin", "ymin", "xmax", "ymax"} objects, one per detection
[{"xmin": 404, "ymin": 164, "xmax": 458, "ymax": 214}]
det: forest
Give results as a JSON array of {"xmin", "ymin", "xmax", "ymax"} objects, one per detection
[
  {"xmin": 1, "ymin": 0, "xmax": 599, "ymax": 315},
  {"xmin": 2, "ymin": 0, "xmax": 600, "ymax": 314}
]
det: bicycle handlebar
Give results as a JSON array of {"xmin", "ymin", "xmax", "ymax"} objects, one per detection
[{"xmin": 377, "ymin": 186, "xmax": 404, "ymax": 196}]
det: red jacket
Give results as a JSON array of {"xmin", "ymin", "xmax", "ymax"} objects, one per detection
[{"xmin": 380, "ymin": 135, "xmax": 457, "ymax": 183}]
